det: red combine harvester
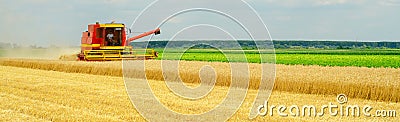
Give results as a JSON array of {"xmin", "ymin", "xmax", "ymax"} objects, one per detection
[{"xmin": 78, "ymin": 22, "xmax": 160, "ymax": 61}]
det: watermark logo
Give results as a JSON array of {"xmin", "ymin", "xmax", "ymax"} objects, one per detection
[
  {"xmin": 122, "ymin": 0, "xmax": 275, "ymax": 121},
  {"xmin": 336, "ymin": 94, "xmax": 348, "ymax": 104},
  {"xmin": 257, "ymin": 94, "xmax": 397, "ymax": 118}
]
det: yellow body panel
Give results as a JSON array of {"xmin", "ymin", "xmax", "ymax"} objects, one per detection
[
  {"xmin": 99, "ymin": 23, "xmax": 125, "ymax": 28},
  {"xmin": 81, "ymin": 44, "xmax": 101, "ymax": 47},
  {"xmin": 100, "ymin": 46, "xmax": 131, "ymax": 50},
  {"xmin": 83, "ymin": 49, "xmax": 157, "ymax": 61}
]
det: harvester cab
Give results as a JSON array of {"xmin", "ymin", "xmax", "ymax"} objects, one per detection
[
  {"xmin": 78, "ymin": 22, "xmax": 160, "ymax": 61},
  {"xmin": 104, "ymin": 28, "xmax": 122, "ymax": 46}
]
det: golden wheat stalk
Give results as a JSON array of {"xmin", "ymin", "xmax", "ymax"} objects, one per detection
[
  {"xmin": 0, "ymin": 58, "xmax": 399, "ymax": 102},
  {"xmin": 1, "ymin": 65, "xmax": 399, "ymax": 121}
]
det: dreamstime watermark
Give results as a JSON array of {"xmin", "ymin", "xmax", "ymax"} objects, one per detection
[
  {"xmin": 122, "ymin": 0, "xmax": 275, "ymax": 121},
  {"xmin": 257, "ymin": 94, "xmax": 397, "ymax": 118}
]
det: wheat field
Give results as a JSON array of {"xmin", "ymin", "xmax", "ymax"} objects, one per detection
[
  {"xmin": 1, "ymin": 58, "xmax": 399, "ymax": 102},
  {"xmin": 1, "ymin": 65, "xmax": 399, "ymax": 121}
]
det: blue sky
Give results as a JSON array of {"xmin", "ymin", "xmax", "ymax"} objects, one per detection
[{"xmin": 0, "ymin": 0, "xmax": 399, "ymax": 47}]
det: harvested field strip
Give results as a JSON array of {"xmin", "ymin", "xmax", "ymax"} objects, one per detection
[
  {"xmin": 0, "ymin": 66, "xmax": 142, "ymax": 121},
  {"xmin": 1, "ymin": 65, "xmax": 399, "ymax": 121},
  {"xmin": 0, "ymin": 67, "xmax": 141, "ymax": 121},
  {"xmin": 0, "ymin": 58, "xmax": 399, "ymax": 102}
]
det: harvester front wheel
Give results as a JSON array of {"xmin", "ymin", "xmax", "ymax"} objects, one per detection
[{"xmin": 77, "ymin": 53, "xmax": 85, "ymax": 61}]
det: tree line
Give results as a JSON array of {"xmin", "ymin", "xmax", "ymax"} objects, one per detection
[{"xmin": 131, "ymin": 40, "xmax": 400, "ymax": 49}]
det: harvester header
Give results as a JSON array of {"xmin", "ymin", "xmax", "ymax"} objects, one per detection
[{"xmin": 77, "ymin": 22, "xmax": 160, "ymax": 61}]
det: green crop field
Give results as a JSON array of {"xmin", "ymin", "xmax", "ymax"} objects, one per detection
[
  {"xmin": 0, "ymin": 49, "xmax": 4, "ymax": 57},
  {"xmin": 276, "ymin": 54, "xmax": 400, "ymax": 68},
  {"xmin": 155, "ymin": 48, "xmax": 400, "ymax": 68}
]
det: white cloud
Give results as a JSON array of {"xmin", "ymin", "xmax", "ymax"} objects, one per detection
[
  {"xmin": 259, "ymin": 0, "xmax": 365, "ymax": 7},
  {"xmin": 168, "ymin": 16, "xmax": 184, "ymax": 24},
  {"xmin": 0, "ymin": 0, "xmax": 399, "ymax": 46},
  {"xmin": 379, "ymin": 0, "xmax": 400, "ymax": 6},
  {"xmin": 314, "ymin": 0, "xmax": 349, "ymax": 6}
]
